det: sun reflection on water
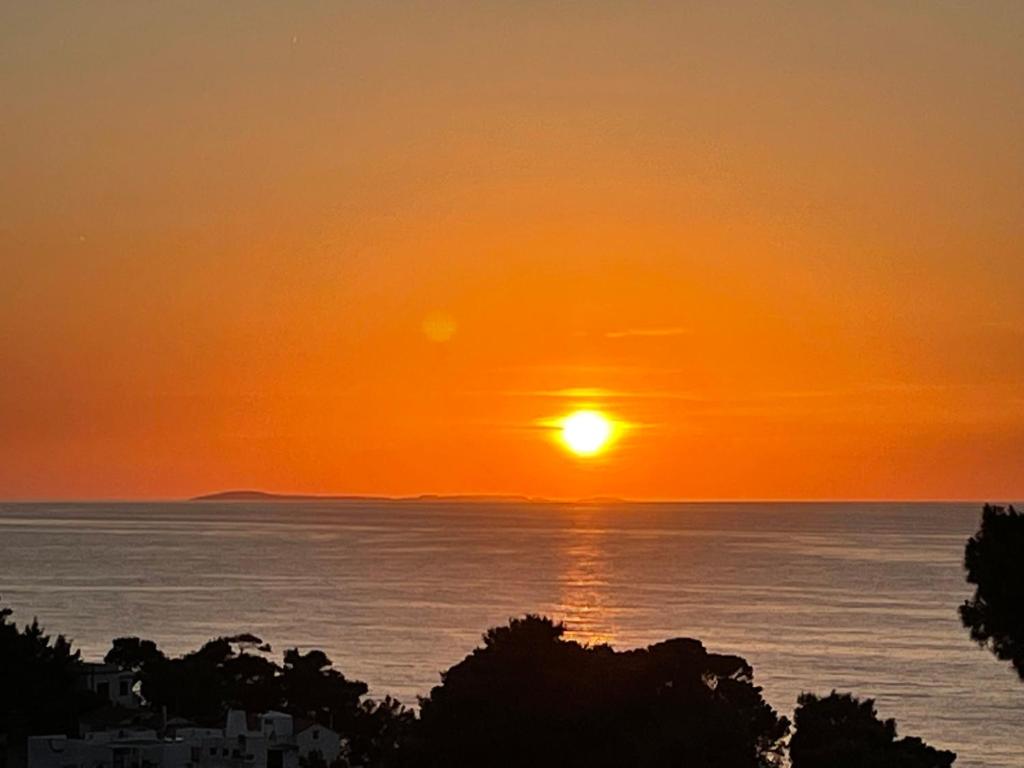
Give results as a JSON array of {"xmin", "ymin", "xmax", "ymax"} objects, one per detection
[{"xmin": 558, "ymin": 513, "xmax": 619, "ymax": 647}]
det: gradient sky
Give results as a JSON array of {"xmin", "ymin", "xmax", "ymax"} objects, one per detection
[{"xmin": 3, "ymin": 2, "xmax": 1023, "ymax": 500}]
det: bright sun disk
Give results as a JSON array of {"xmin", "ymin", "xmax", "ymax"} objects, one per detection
[{"xmin": 561, "ymin": 410, "xmax": 613, "ymax": 456}]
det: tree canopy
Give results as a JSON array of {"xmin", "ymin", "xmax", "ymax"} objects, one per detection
[
  {"xmin": 790, "ymin": 692, "xmax": 955, "ymax": 768},
  {"xmin": 106, "ymin": 635, "xmax": 369, "ymax": 728},
  {"xmin": 102, "ymin": 631, "xmax": 410, "ymax": 766},
  {"xmin": 0, "ymin": 602, "xmax": 101, "ymax": 754},
  {"xmin": 960, "ymin": 504, "xmax": 1024, "ymax": 680},
  {"xmin": 0, "ymin": 604, "xmax": 964, "ymax": 768},
  {"xmin": 413, "ymin": 615, "xmax": 789, "ymax": 768}
]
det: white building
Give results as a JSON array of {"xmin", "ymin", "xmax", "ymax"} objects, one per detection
[
  {"xmin": 28, "ymin": 731, "xmax": 188, "ymax": 768},
  {"xmin": 79, "ymin": 663, "xmax": 141, "ymax": 710},
  {"xmin": 177, "ymin": 711, "xmax": 297, "ymax": 768},
  {"xmin": 29, "ymin": 710, "xmax": 340, "ymax": 768},
  {"xmin": 294, "ymin": 722, "xmax": 341, "ymax": 766}
]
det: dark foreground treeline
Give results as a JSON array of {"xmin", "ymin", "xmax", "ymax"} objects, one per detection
[
  {"xmin": 0, "ymin": 608, "xmax": 956, "ymax": 768},
  {"xmin": 3, "ymin": 504, "xmax": 1022, "ymax": 768}
]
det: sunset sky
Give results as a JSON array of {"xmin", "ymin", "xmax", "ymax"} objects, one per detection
[{"xmin": 3, "ymin": 3, "xmax": 1023, "ymax": 500}]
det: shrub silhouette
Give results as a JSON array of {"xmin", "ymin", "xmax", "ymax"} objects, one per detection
[
  {"xmin": 346, "ymin": 696, "xmax": 415, "ymax": 768},
  {"xmin": 0, "ymin": 601, "xmax": 101, "ymax": 762},
  {"xmin": 0, "ymin": 605, "xmax": 966, "ymax": 768},
  {"xmin": 103, "ymin": 632, "xmax": 405, "ymax": 765},
  {"xmin": 105, "ymin": 636, "xmax": 167, "ymax": 672},
  {"xmin": 960, "ymin": 504, "xmax": 1024, "ymax": 680},
  {"xmin": 122, "ymin": 635, "xmax": 279, "ymax": 723},
  {"xmin": 413, "ymin": 615, "xmax": 789, "ymax": 768},
  {"xmin": 790, "ymin": 692, "xmax": 955, "ymax": 768},
  {"xmin": 281, "ymin": 647, "xmax": 368, "ymax": 731}
]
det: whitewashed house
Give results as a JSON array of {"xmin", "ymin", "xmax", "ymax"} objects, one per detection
[
  {"xmin": 79, "ymin": 663, "xmax": 141, "ymax": 710},
  {"xmin": 29, "ymin": 711, "xmax": 337, "ymax": 768},
  {"xmin": 28, "ymin": 731, "xmax": 188, "ymax": 768},
  {"xmin": 173, "ymin": 711, "xmax": 304, "ymax": 768},
  {"xmin": 294, "ymin": 721, "xmax": 341, "ymax": 766}
]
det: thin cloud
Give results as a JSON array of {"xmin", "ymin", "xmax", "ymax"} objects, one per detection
[
  {"xmin": 486, "ymin": 388, "xmax": 709, "ymax": 404},
  {"xmin": 757, "ymin": 382, "xmax": 960, "ymax": 401},
  {"xmin": 603, "ymin": 327, "xmax": 693, "ymax": 339}
]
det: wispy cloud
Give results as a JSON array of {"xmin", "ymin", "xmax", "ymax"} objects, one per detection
[
  {"xmin": 488, "ymin": 387, "xmax": 708, "ymax": 403},
  {"xmin": 603, "ymin": 327, "xmax": 693, "ymax": 340}
]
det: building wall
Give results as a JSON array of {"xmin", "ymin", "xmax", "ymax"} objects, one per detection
[
  {"xmin": 28, "ymin": 735, "xmax": 189, "ymax": 768},
  {"xmin": 295, "ymin": 727, "xmax": 341, "ymax": 765},
  {"xmin": 80, "ymin": 664, "xmax": 140, "ymax": 710},
  {"xmin": 29, "ymin": 713, "xmax": 307, "ymax": 768}
]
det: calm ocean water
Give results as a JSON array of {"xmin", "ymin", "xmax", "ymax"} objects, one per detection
[{"xmin": 1, "ymin": 501, "xmax": 1021, "ymax": 766}]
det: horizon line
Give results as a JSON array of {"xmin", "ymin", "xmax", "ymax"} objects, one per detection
[{"xmin": 0, "ymin": 489, "xmax": 1019, "ymax": 505}]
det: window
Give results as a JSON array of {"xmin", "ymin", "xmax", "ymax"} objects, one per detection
[
  {"xmin": 119, "ymin": 680, "xmax": 130, "ymax": 697},
  {"xmin": 209, "ymin": 748, "xmax": 217, "ymax": 756},
  {"xmin": 312, "ymin": 730, "xmax": 319, "ymax": 740},
  {"xmin": 97, "ymin": 682, "xmax": 110, "ymax": 699}
]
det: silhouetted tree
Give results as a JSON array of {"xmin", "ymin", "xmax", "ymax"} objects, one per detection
[
  {"xmin": 135, "ymin": 637, "xmax": 237, "ymax": 723},
  {"xmin": 222, "ymin": 646, "xmax": 284, "ymax": 714},
  {"xmin": 790, "ymin": 692, "xmax": 955, "ymax": 768},
  {"xmin": 104, "ymin": 633, "xmax": 380, "ymax": 762},
  {"xmin": 0, "ymin": 602, "xmax": 101, "ymax": 760},
  {"xmin": 104, "ymin": 636, "xmax": 166, "ymax": 672},
  {"xmin": 344, "ymin": 696, "xmax": 415, "ymax": 768},
  {"xmin": 412, "ymin": 615, "xmax": 789, "ymax": 768},
  {"xmin": 281, "ymin": 648, "xmax": 368, "ymax": 731},
  {"xmin": 960, "ymin": 504, "xmax": 1024, "ymax": 680},
  {"xmin": 107, "ymin": 634, "xmax": 285, "ymax": 724}
]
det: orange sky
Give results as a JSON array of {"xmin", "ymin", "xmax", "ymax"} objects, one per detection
[{"xmin": 2, "ymin": 3, "xmax": 1023, "ymax": 500}]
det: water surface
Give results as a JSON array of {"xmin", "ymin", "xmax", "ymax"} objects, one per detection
[{"xmin": 1, "ymin": 501, "xmax": 1020, "ymax": 766}]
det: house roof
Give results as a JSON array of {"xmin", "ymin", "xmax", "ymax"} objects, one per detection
[
  {"xmin": 79, "ymin": 706, "xmax": 156, "ymax": 731},
  {"xmin": 293, "ymin": 718, "xmax": 338, "ymax": 737}
]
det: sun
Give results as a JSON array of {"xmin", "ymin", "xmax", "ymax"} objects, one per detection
[{"xmin": 561, "ymin": 410, "xmax": 613, "ymax": 456}]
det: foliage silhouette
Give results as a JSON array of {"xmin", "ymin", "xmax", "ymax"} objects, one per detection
[
  {"xmin": 123, "ymin": 635, "xmax": 278, "ymax": 723},
  {"xmin": 960, "ymin": 504, "xmax": 1024, "ymax": 680},
  {"xmin": 281, "ymin": 648, "xmax": 368, "ymax": 729},
  {"xmin": 0, "ymin": 604, "xmax": 965, "ymax": 768},
  {"xmin": 102, "ymin": 632, "xmax": 405, "ymax": 766},
  {"xmin": 0, "ymin": 601, "xmax": 101, "ymax": 761},
  {"xmin": 346, "ymin": 697, "xmax": 415, "ymax": 768},
  {"xmin": 412, "ymin": 615, "xmax": 789, "ymax": 768},
  {"xmin": 790, "ymin": 692, "xmax": 955, "ymax": 767},
  {"xmin": 104, "ymin": 636, "xmax": 167, "ymax": 672}
]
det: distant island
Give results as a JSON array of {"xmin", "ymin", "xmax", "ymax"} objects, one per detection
[
  {"xmin": 190, "ymin": 490, "xmax": 634, "ymax": 505},
  {"xmin": 191, "ymin": 490, "xmax": 547, "ymax": 503}
]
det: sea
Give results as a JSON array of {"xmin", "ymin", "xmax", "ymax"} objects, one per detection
[{"xmin": 1, "ymin": 501, "xmax": 1020, "ymax": 766}]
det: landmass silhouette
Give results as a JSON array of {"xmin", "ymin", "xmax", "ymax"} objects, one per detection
[{"xmin": 190, "ymin": 490, "xmax": 633, "ymax": 505}]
